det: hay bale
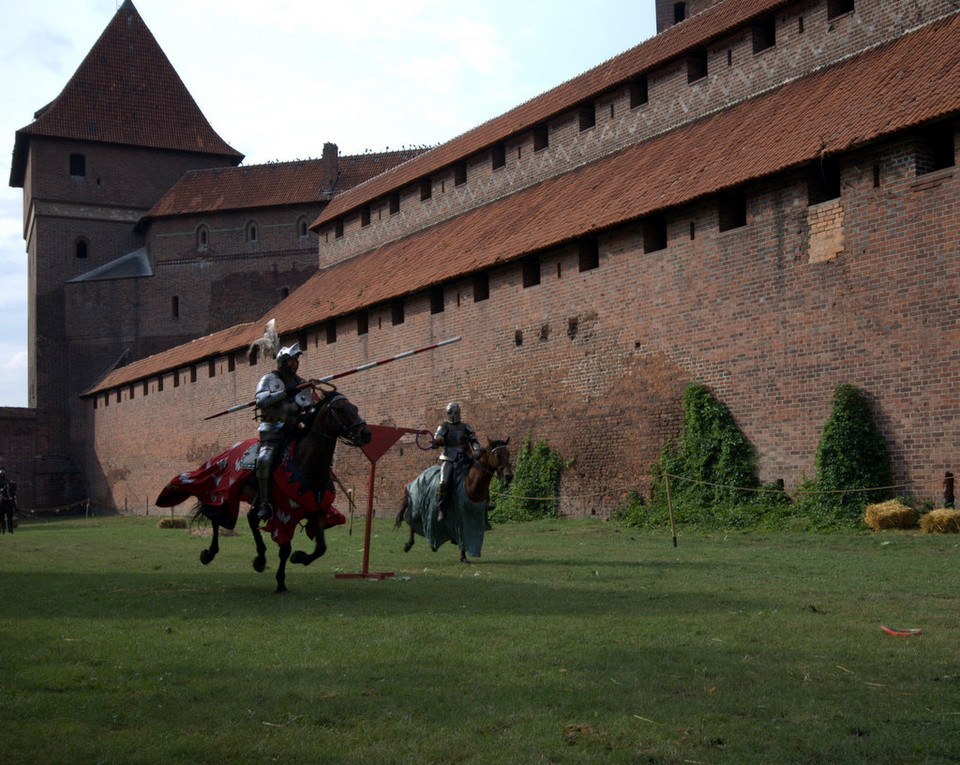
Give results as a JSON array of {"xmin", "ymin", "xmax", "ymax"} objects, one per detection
[
  {"xmin": 864, "ymin": 499, "xmax": 916, "ymax": 531},
  {"xmin": 157, "ymin": 517, "xmax": 188, "ymax": 530},
  {"xmin": 919, "ymin": 508, "xmax": 960, "ymax": 534}
]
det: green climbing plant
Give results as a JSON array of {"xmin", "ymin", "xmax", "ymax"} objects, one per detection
[
  {"xmin": 796, "ymin": 384, "xmax": 892, "ymax": 528},
  {"xmin": 629, "ymin": 382, "xmax": 789, "ymax": 530},
  {"xmin": 490, "ymin": 436, "xmax": 570, "ymax": 523}
]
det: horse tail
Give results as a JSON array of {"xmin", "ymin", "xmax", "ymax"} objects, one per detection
[
  {"xmin": 395, "ymin": 489, "xmax": 409, "ymax": 528},
  {"xmin": 190, "ymin": 501, "xmax": 210, "ymax": 528}
]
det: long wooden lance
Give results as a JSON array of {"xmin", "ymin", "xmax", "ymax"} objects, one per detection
[{"xmin": 203, "ymin": 336, "xmax": 461, "ymax": 421}]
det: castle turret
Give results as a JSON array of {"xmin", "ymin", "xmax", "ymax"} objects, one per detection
[{"xmin": 8, "ymin": 0, "xmax": 242, "ymax": 507}]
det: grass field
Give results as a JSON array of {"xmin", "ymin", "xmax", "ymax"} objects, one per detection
[{"xmin": 0, "ymin": 514, "xmax": 958, "ymax": 764}]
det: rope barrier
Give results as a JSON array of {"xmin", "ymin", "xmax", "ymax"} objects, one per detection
[
  {"xmin": 662, "ymin": 474, "xmax": 916, "ymax": 496},
  {"xmin": 22, "ymin": 498, "xmax": 93, "ymax": 517},
  {"xmin": 24, "ymin": 498, "xmax": 90, "ymax": 513},
  {"xmin": 490, "ymin": 474, "xmax": 928, "ymax": 502}
]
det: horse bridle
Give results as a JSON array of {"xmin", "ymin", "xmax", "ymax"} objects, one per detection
[
  {"xmin": 313, "ymin": 392, "xmax": 367, "ymax": 446},
  {"xmin": 476, "ymin": 443, "xmax": 511, "ymax": 481}
]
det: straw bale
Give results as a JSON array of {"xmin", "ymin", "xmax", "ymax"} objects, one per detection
[
  {"xmin": 919, "ymin": 508, "xmax": 960, "ymax": 534},
  {"xmin": 863, "ymin": 499, "xmax": 916, "ymax": 531},
  {"xmin": 157, "ymin": 517, "xmax": 188, "ymax": 529}
]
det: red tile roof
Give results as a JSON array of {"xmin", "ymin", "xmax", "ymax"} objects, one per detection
[
  {"xmin": 144, "ymin": 150, "xmax": 426, "ymax": 218},
  {"xmin": 87, "ymin": 12, "xmax": 960, "ymax": 394},
  {"xmin": 264, "ymin": 13, "xmax": 960, "ymax": 338},
  {"xmin": 10, "ymin": 0, "xmax": 242, "ymax": 187},
  {"xmin": 90, "ymin": 322, "xmax": 263, "ymax": 395},
  {"xmin": 313, "ymin": 0, "xmax": 793, "ymax": 226}
]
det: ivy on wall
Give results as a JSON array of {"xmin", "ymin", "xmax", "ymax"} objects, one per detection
[
  {"xmin": 490, "ymin": 436, "xmax": 570, "ymax": 523},
  {"xmin": 795, "ymin": 383, "xmax": 892, "ymax": 528}
]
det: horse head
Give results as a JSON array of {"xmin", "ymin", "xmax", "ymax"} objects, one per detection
[
  {"xmin": 484, "ymin": 437, "xmax": 513, "ymax": 487},
  {"xmin": 311, "ymin": 387, "xmax": 371, "ymax": 447}
]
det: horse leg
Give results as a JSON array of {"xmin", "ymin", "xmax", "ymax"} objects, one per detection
[
  {"xmin": 276, "ymin": 541, "xmax": 291, "ymax": 593},
  {"xmin": 460, "ymin": 547, "xmax": 470, "ymax": 564},
  {"xmin": 246, "ymin": 506, "xmax": 268, "ymax": 573},
  {"xmin": 397, "ymin": 490, "xmax": 416, "ymax": 553},
  {"xmin": 199, "ymin": 521, "xmax": 220, "ymax": 564},
  {"xmin": 290, "ymin": 517, "xmax": 327, "ymax": 566}
]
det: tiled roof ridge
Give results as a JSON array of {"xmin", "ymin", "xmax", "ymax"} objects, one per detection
[
  {"xmin": 181, "ymin": 146, "xmax": 423, "ymax": 176},
  {"xmin": 142, "ymin": 147, "xmax": 428, "ymax": 220},
  {"xmin": 84, "ymin": 322, "xmax": 263, "ymax": 396}
]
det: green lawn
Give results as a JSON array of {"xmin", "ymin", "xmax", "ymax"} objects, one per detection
[{"xmin": 0, "ymin": 515, "xmax": 957, "ymax": 764}]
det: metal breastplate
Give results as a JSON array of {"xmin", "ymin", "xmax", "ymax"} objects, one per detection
[
  {"xmin": 256, "ymin": 371, "xmax": 302, "ymax": 433},
  {"xmin": 436, "ymin": 422, "xmax": 475, "ymax": 461}
]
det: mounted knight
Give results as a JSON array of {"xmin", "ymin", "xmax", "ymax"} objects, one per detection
[
  {"xmin": 432, "ymin": 401, "xmax": 481, "ymax": 520},
  {"xmin": 254, "ymin": 342, "xmax": 313, "ymax": 521}
]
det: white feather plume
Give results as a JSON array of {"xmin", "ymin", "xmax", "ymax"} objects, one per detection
[{"xmin": 249, "ymin": 319, "xmax": 279, "ymax": 364}]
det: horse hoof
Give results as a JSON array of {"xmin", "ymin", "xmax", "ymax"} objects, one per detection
[
  {"xmin": 290, "ymin": 551, "xmax": 307, "ymax": 565},
  {"xmin": 200, "ymin": 550, "xmax": 213, "ymax": 565},
  {"xmin": 403, "ymin": 542, "xmax": 413, "ymax": 553},
  {"xmin": 275, "ymin": 585, "xmax": 287, "ymax": 594},
  {"xmin": 253, "ymin": 557, "xmax": 266, "ymax": 573}
]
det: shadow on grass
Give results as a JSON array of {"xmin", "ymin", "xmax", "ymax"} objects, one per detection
[{"xmin": 0, "ymin": 566, "xmax": 766, "ymax": 622}]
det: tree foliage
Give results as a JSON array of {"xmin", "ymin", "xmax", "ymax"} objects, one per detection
[{"xmin": 619, "ymin": 382, "xmax": 792, "ymax": 530}]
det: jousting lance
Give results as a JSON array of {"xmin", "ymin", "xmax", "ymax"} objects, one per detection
[{"xmin": 203, "ymin": 336, "xmax": 461, "ymax": 421}]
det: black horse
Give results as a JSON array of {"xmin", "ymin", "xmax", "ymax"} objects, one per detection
[
  {"xmin": 157, "ymin": 386, "xmax": 371, "ymax": 592},
  {"xmin": 0, "ymin": 481, "xmax": 17, "ymax": 534}
]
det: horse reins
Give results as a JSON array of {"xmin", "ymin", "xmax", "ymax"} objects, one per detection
[
  {"xmin": 310, "ymin": 392, "xmax": 367, "ymax": 445},
  {"xmin": 474, "ymin": 444, "xmax": 509, "ymax": 478}
]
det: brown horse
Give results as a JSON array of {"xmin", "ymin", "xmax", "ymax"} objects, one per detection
[
  {"xmin": 156, "ymin": 386, "xmax": 371, "ymax": 592},
  {"xmin": 396, "ymin": 438, "xmax": 513, "ymax": 563},
  {"xmin": 0, "ymin": 482, "xmax": 17, "ymax": 534}
]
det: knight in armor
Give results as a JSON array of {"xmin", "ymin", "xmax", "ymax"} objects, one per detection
[
  {"xmin": 432, "ymin": 401, "xmax": 481, "ymax": 521},
  {"xmin": 254, "ymin": 344, "xmax": 310, "ymax": 520}
]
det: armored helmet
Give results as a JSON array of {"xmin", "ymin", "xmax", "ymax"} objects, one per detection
[
  {"xmin": 275, "ymin": 343, "xmax": 302, "ymax": 366},
  {"xmin": 445, "ymin": 401, "xmax": 461, "ymax": 424}
]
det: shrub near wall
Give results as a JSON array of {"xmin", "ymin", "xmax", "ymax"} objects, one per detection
[
  {"xmin": 490, "ymin": 437, "xmax": 569, "ymax": 522},
  {"xmin": 796, "ymin": 384, "xmax": 892, "ymax": 529},
  {"xmin": 616, "ymin": 382, "xmax": 789, "ymax": 530}
]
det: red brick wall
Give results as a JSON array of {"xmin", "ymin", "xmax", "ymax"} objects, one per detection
[
  {"xmin": 21, "ymin": 133, "xmax": 240, "ymax": 506},
  {"xmin": 0, "ymin": 408, "xmax": 37, "ymax": 508},
  {"xmin": 26, "ymin": 137, "xmax": 236, "ymax": 211},
  {"xmin": 88, "ymin": 125, "xmax": 960, "ymax": 517},
  {"xmin": 61, "ymin": 0, "xmax": 960, "ymax": 518}
]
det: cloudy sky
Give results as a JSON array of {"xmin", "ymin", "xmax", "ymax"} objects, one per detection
[{"xmin": 0, "ymin": 0, "xmax": 657, "ymax": 407}]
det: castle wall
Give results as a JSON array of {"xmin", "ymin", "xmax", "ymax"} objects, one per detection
[
  {"xmin": 34, "ymin": 0, "xmax": 960, "ymax": 518},
  {"xmin": 87, "ymin": 125, "xmax": 960, "ymax": 517},
  {"xmin": 0, "ymin": 408, "xmax": 37, "ymax": 509}
]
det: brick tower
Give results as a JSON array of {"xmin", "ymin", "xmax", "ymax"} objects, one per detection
[{"xmin": 8, "ymin": 0, "xmax": 243, "ymax": 506}]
